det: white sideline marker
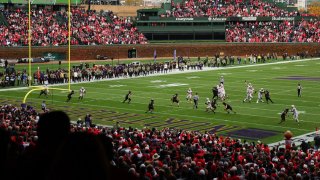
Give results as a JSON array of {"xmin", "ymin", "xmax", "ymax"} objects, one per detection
[
  {"xmin": 186, "ymin": 76, "xmax": 200, "ymax": 79},
  {"xmin": 109, "ymin": 85, "xmax": 126, "ymax": 88},
  {"xmin": 150, "ymin": 80, "xmax": 166, "ymax": 83},
  {"xmin": 156, "ymin": 83, "xmax": 188, "ymax": 88}
]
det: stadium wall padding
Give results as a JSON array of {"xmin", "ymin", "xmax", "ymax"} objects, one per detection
[{"xmin": 0, "ymin": 43, "xmax": 319, "ymax": 60}]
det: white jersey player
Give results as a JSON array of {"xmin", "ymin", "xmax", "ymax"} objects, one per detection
[
  {"xmin": 79, "ymin": 87, "xmax": 86, "ymax": 100},
  {"xmin": 205, "ymin": 98, "xmax": 213, "ymax": 112},
  {"xmin": 243, "ymin": 83, "xmax": 254, "ymax": 103},
  {"xmin": 291, "ymin": 105, "xmax": 299, "ymax": 123},
  {"xmin": 256, "ymin": 88, "xmax": 265, "ymax": 103},
  {"xmin": 218, "ymin": 84, "xmax": 226, "ymax": 101},
  {"xmin": 186, "ymin": 88, "xmax": 193, "ymax": 103}
]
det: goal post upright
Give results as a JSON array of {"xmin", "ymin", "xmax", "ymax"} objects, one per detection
[
  {"xmin": 28, "ymin": 0, "xmax": 31, "ymax": 88},
  {"xmin": 22, "ymin": 0, "xmax": 73, "ymax": 104},
  {"xmin": 68, "ymin": 0, "xmax": 71, "ymax": 91}
]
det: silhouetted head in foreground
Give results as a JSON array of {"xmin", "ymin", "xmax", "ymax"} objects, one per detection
[
  {"xmin": 47, "ymin": 132, "xmax": 110, "ymax": 180},
  {"xmin": 37, "ymin": 111, "xmax": 70, "ymax": 146}
]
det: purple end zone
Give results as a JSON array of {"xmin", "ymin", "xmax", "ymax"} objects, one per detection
[
  {"xmin": 276, "ymin": 76, "xmax": 320, "ymax": 81},
  {"xmin": 226, "ymin": 128, "xmax": 279, "ymax": 140}
]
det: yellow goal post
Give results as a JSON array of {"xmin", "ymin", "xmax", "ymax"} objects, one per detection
[{"xmin": 23, "ymin": 0, "xmax": 72, "ymax": 103}]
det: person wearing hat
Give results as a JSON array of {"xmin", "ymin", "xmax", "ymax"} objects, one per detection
[
  {"xmin": 146, "ymin": 99, "xmax": 154, "ymax": 113},
  {"xmin": 152, "ymin": 153, "xmax": 160, "ymax": 160}
]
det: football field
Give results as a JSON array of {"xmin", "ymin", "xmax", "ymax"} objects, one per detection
[{"xmin": 1, "ymin": 58, "xmax": 320, "ymax": 144}]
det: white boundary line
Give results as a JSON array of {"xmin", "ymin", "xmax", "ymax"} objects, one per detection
[{"xmin": 1, "ymin": 58, "xmax": 319, "ymax": 92}]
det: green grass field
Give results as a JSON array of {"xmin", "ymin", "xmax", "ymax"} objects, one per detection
[{"xmin": 1, "ymin": 58, "xmax": 320, "ymax": 144}]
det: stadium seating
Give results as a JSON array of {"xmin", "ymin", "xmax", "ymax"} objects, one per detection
[
  {"xmin": 168, "ymin": 0, "xmax": 304, "ymax": 18},
  {"xmin": 0, "ymin": 7, "xmax": 147, "ymax": 46},
  {"xmin": 226, "ymin": 20, "xmax": 320, "ymax": 42},
  {"xmin": 1, "ymin": 103, "xmax": 319, "ymax": 179}
]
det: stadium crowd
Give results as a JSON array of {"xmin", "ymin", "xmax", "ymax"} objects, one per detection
[
  {"xmin": 0, "ymin": 7, "xmax": 147, "ymax": 46},
  {"xmin": 1, "ymin": 104, "xmax": 320, "ymax": 179},
  {"xmin": 168, "ymin": 0, "xmax": 305, "ymax": 18},
  {"xmin": 226, "ymin": 19, "xmax": 320, "ymax": 43}
]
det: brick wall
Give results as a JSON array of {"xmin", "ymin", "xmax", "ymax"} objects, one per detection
[{"xmin": 0, "ymin": 43, "xmax": 319, "ymax": 61}]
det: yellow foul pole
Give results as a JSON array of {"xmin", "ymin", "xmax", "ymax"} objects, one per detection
[
  {"xmin": 28, "ymin": 0, "xmax": 31, "ymax": 87},
  {"xmin": 68, "ymin": 0, "xmax": 71, "ymax": 91}
]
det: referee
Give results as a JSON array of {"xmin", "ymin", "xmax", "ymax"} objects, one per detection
[{"xmin": 297, "ymin": 83, "xmax": 302, "ymax": 97}]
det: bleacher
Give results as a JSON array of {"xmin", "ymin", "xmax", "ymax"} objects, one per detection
[{"xmin": 136, "ymin": 0, "xmax": 317, "ymax": 41}]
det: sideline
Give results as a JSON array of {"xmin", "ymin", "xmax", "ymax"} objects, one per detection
[
  {"xmin": 1, "ymin": 57, "xmax": 319, "ymax": 92},
  {"xmin": 268, "ymin": 130, "xmax": 319, "ymax": 148}
]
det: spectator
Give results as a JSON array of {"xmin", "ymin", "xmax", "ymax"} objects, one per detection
[{"xmin": 1, "ymin": 104, "xmax": 320, "ymax": 179}]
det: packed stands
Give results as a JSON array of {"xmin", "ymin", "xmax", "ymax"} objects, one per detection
[
  {"xmin": 226, "ymin": 19, "xmax": 320, "ymax": 42},
  {"xmin": 1, "ymin": 104, "xmax": 320, "ymax": 179},
  {"xmin": 168, "ymin": 0, "xmax": 304, "ymax": 18},
  {"xmin": 0, "ymin": 7, "xmax": 147, "ymax": 46}
]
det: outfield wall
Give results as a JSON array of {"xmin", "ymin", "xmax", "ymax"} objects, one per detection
[{"xmin": 0, "ymin": 43, "xmax": 319, "ymax": 60}]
